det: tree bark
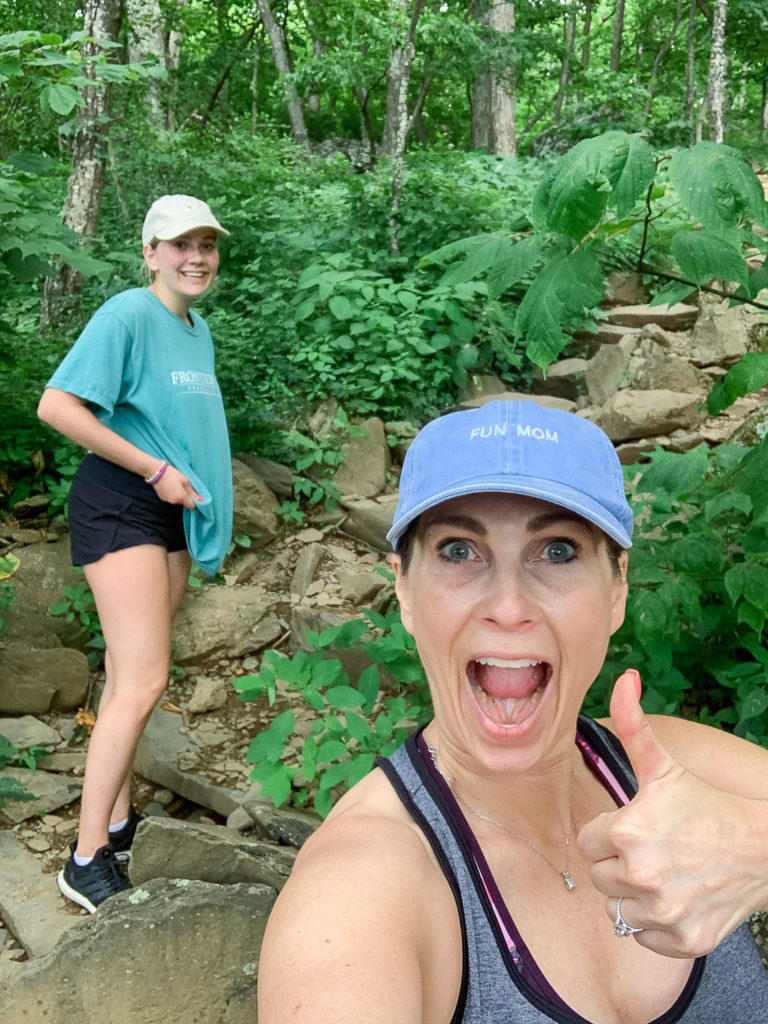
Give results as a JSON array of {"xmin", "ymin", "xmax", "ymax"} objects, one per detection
[
  {"xmin": 576, "ymin": 0, "xmax": 593, "ymax": 102},
  {"xmin": 471, "ymin": 2, "xmax": 516, "ymax": 156},
  {"xmin": 644, "ymin": 0, "xmax": 684, "ymax": 115},
  {"xmin": 761, "ymin": 67, "xmax": 768, "ymax": 141},
  {"xmin": 256, "ymin": 0, "xmax": 309, "ymax": 145},
  {"xmin": 381, "ymin": 0, "xmax": 413, "ymax": 157},
  {"xmin": 40, "ymin": 0, "xmax": 121, "ymax": 329},
  {"xmin": 610, "ymin": 0, "xmax": 625, "ymax": 73},
  {"xmin": 251, "ymin": 28, "xmax": 263, "ymax": 135},
  {"xmin": 124, "ymin": 0, "xmax": 164, "ymax": 120},
  {"xmin": 553, "ymin": 8, "xmax": 575, "ymax": 121},
  {"xmin": 706, "ymin": 0, "xmax": 728, "ymax": 143},
  {"xmin": 385, "ymin": 0, "xmax": 424, "ymax": 251},
  {"xmin": 581, "ymin": 1, "xmax": 592, "ymax": 71},
  {"xmin": 165, "ymin": 0, "xmax": 188, "ymax": 131},
  {"xmin": 685, "ymin": 0, "xmax": 696, "ymax": 129},
  {"xmin": 309, "ymin": 37, "xmax": 323, "ymax": 113}
]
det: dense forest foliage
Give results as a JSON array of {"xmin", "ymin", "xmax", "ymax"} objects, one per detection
[{"xmin": 1, "ymin": 0, "xmax": 768, "ymax": 771}]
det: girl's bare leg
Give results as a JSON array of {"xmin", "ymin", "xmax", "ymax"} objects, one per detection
[
  {"xmin": 75, "ymin": 545, "xmax": 191, "ymax": 857},
  {"xmin": 98, "ymin": 548, "xmax": 191, "ymax": 829}
]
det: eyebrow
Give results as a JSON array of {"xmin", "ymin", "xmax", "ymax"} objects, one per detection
[
  {"xmin": 422, "ymin": 513, "xmax": 487, "ymax": 535},
  {"xmin": 526, "ymin": 510, "xmax": 593, "ymax": 533},
  {"xmin": 422, "ymin": 508, "xmax": 592, "ymax": 536}
]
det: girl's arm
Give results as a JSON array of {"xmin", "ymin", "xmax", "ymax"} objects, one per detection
[{"xmin": 38, "ymin": 387, "xmax": 200, "ymax": 509}]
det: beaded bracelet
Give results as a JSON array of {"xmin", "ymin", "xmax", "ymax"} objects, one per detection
[{"xmin": 144, "ymin": 461, "xmax": 169, "ymax": 486}]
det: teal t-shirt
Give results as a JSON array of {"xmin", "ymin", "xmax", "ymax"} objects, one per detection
[{"xmin": 47, "ymin": 288, "xmax": 233, "ymax": 575}]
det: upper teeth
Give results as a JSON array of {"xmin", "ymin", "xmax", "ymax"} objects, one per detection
[{"xmin": 475, "ymin": 657, "xmax": 540, "ymax": 668}]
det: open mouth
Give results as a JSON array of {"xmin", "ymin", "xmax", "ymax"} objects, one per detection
[{"xmin": 467, "ymin": 656, "xmax": 550, "ymax": 728}]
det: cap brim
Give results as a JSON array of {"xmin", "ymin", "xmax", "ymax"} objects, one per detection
[{"xmin": 387, "ymin": 480, "xmax": 633, "ymax": 550}]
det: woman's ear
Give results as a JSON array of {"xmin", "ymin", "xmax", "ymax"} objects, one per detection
[
  {"xmin": 610, "ymin": 550, "xmax": 629, "ymax": 636},
  {"xmin": 391, "ymin": 554, "xmax": 414, "ymax": 635},
  {"xmin": 143, "ymin": 243, "xmax": 159, "ymax": 270}
]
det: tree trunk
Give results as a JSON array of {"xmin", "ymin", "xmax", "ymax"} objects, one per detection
[
  {"xmin": 581, "ymin": 1, "xmax": 592, "ymax": 71},
  {"xmin": 685, "ymin": 0, "xmax": 696, "ymax": 130},
  {"xmin": 124, "ymin": 0, "xmax": 164, "ymax": 120},
  {"xmin": 381, "ymin": 0, "xmax": 413, "ymax": 157},
  {"xmin": 385, "ymin": 0, "xmax": 424, "ymax": 251},
  {"xmin": 256, "ymin": 0, "xmax": 309, "ymax": 145},
  {"xmin": 309, "ymin": 37, "xmax": 323, "ymax": 113},
  {"xmin": 40, "ymin": 0, "xmax": 121, "ymax": 329},
  {"xmin": 251, "ymin": 29, "xmax": 263, "ymax": 135},
  {"xmin": 644, "ymin": 0, "xmax": 684, "ymax": 115},
  {"xmin": 577, "ymin": 0, "xmax": 593, "ymax": 102},
  {"xmin": 610, "ymin": 0, "xmax": 625, "ymax": 73},
  {"xmin": 354, "ymin": 86, "xmax": 376, "ymax": 164},
  {"xmin": 165, "ymin": 0, "xmax": 188, "ymax": 131},
  {"xmin": 706, "ymin": 0, "xmax": 728, "ymax": 143},
  {"xmin": 553, "ymin": 9, "xmax": 575, "ymax": 121},
  {"xmin": 761, "ymin": 67, "xmax": 768, "ymax": 141},
  {"xmin": 471, "ymin": 2, "xmax": 516, "ymax": 156}
]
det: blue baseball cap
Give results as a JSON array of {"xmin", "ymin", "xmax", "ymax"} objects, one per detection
[{"xmin": 387, "ymin": 400, "xmax": 633, "ymax": 550}]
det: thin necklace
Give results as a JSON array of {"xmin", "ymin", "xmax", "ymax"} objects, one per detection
[{"xmin": 426, "ymin": 741, "xmax": 577, "ymax": 892}]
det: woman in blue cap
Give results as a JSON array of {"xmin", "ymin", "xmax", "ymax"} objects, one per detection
[
  {"xmin": 38, "ymin": 195, "xmax": 232, "ymax": 912},
  {"xmin": 258, "ymin": 400, "xmax": 768, "ymax": 1023}
]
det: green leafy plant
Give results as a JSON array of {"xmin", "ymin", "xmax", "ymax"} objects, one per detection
[
  {"xmin": 0, "ymin": 552, "xmax": 19, "ymax": 635},
  {"xmin": 429, "ymin": 132, "xmax": 768, "ymax": 373},
  {"xmin": 0, "ymin": 733, "xmax": 41, "ymax": 808},
  {"xmin": 585, "ymin": 438, "xmax": 768, "ymax": 745},
  {"xmin": 235, "ymin": 609, "xmax": 431, "ymax": 817},
  {"xmin": 49, "ymin": 574, "xmax": 105, "ymax": 668},
  {"xmin": 274, "ymin": 409, "xmax": 365, "ymax": 523}
]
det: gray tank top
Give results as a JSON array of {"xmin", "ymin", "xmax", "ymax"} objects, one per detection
[{"xmin": 378, "ymin": 718, "xmax": 768, "ymax": 1023}]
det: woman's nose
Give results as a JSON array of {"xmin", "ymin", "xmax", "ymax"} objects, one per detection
[{"xmin": 481, "ymin": 567, "xmax": 536, "ymax": 627}]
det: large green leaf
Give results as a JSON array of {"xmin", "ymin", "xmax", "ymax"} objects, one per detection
[
  {"xmin": 668, "ymin": 143, "xmax": 768, "ymax": 246},
  {"xmin": 440, "ymin": 232, "xmax": 512, "ymax": 286},
  {"xmin": 513, "ymin": 249, "xmax": 602, "ymax": 369},
  {"xmin": 670, "ymin": 229, "xmax": 748, "ymax": 287},
  {"xmin": 532, "ymin": 131, "xmax": 655, "ymax": 240},
  {"xmin": 39, "ymin": 82, "xmax": 80, "ymax": 115},
  {"xmin": 486, "ymin": 236, "xmax": 540, "ymax": 299},
  {"xmin": 706, "ymin": 352, "xmax": 768, "ymax": 414}
]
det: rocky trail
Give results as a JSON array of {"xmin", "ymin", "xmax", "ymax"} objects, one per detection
[{"xmin": 1, "ymin": 288, "xmax": 767, "ymax": 1021}]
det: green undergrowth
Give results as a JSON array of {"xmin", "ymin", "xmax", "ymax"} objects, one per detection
[{"xmin": 243, "ymin": 437, "xmax": 768, "ymax": 816}]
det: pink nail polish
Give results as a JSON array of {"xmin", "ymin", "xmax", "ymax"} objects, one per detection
[{"xmin": 628, "ymin": 668, "xmax": 642, "ymax": 699}]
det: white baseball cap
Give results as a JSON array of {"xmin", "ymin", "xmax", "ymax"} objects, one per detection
[{"xmin": 142, "ymin": 194, "xmax": 230, "ymax": 245}]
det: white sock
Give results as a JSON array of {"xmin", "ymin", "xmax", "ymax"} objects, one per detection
[
  {"xmin": 109, "ymin": 816, "xmax": 129, "ymax": 833},
  {"xmin": 73, "ymin": 852, "xmax": 93, "ymax": 866}
]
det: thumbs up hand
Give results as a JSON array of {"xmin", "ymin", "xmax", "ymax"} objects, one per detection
[{"xmin": 578, "ymin": 670, "xmax": 766, "ymax": 958}]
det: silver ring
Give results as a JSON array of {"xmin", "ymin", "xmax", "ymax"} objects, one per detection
[{"xmin": 613, "ymin": 897, "xmax": 644, "ymax": 938}]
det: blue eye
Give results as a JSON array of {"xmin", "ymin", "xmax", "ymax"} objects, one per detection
[
  {"xmin": 543, "ymin": 540, "xmax": 576, "ymax": 563},
  {"xmin": 439, "ymin": 540, "xmax": 475, "ymax": 561}
]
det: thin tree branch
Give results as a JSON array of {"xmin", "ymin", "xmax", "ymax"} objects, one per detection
[{"xmin": 202, "ymin": 21, "xmax": 259, "ymax": 124}]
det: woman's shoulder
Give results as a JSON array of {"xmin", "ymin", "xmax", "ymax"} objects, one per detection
[
  {"xmin": 288, "ymin": 770, "xmax": 444, "ymax": 901},
  {"xmin": 82, "ymin": 288, "xmax": 151, "ymax": 328},
  {"xmin": 258, "ymin": 768, "xmax": 459, "ymax": 1022}
]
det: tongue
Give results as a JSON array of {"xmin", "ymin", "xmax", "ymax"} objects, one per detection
[{"xmin": 473, "ymin": 662, "xmax": 543, "ymax": 699}]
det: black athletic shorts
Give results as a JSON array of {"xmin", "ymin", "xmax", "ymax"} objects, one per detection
[{"xmin": 67, "ymin": 453, "xmax": 187, "ymax": 567}]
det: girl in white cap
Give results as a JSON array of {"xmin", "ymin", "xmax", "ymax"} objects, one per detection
[
  {"xmin": 38, "ymin": 195, "xmax": 232, "ymax": 911},
  {"xmin": 258, "ymin": 400, "xmax": 768, "ymax": 1023}
]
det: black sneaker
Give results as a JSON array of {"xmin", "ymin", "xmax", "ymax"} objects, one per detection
[
  {"xmin": 57, "ymin": 844, "xmax": 132, "ymax": 913},
  {"xmin": 108, "ymin": 805, "xmax": 145, "ymax": 863}
]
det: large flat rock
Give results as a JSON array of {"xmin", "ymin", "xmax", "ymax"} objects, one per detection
[{"xmin": 0, "ymin": 830, "xmax": 81, "ymax": 956}]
